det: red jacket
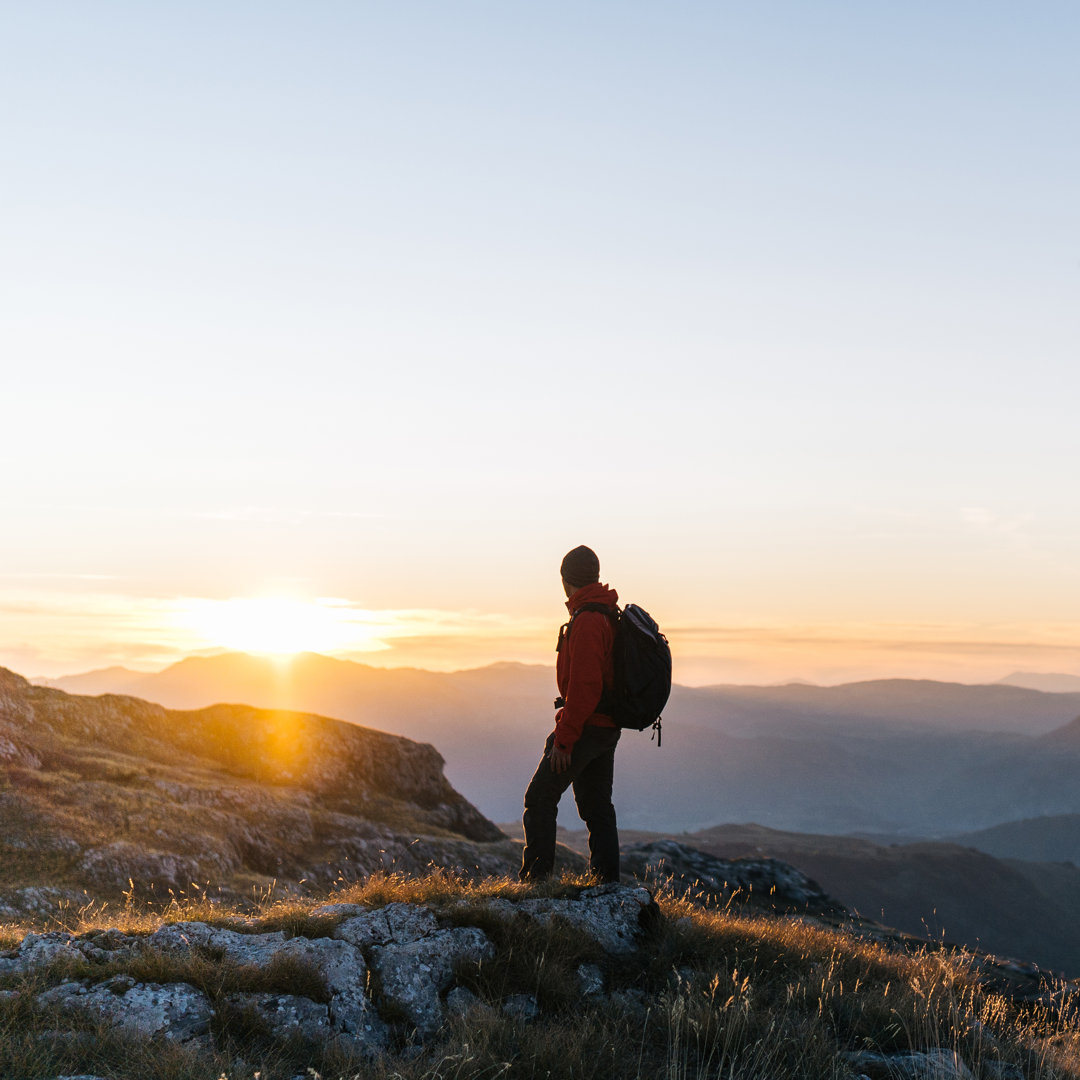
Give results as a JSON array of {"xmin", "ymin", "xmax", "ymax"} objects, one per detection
[{"xmin": 554, "ymin": 582, "xmax": 619, "ymax": 753}]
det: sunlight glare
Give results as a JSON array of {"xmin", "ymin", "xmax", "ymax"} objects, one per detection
[{"xmin": 182, "ymin": 597, "xmax": 374, "ymax": 656}]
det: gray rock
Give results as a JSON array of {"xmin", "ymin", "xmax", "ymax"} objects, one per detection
[
  {"xmin": 577, "ymin": 962, "xmax": 605, "ymax": 996},
  {"xmin": 8, "ymin": 930, "xmax": 132, "ymax": 973},
  {"xmin": 492, "ymin": 884, "xmax": 656, "ymax": 956},
  {"xmin": 842, "ymin": 1049, "xmax": 977, "ymax": 1080},
  {"xmin": 372, "ymin": 926, "xmax": 494, "ymax": 1036},
  {"xmin": 501, "ymin": 993, "xmax": 539, "ymax": 1021},
  {"xmin": 621, "ymin": 840, "xmax": 844, "ymax": 914},
  {"xmin": 148, "ymin": 920, "xmax": 385, "ymax": 1046},
  {"xmin": 150, "ymin": 921, "xmax": 287, "ymax": 962},
  {"xmin": 227, "ymin": 992, "xmax": 331, "ymax": 1040},
  {"xmin": 279, "ymin": 937, "xmax": 385, "ymax": 1045},
  {"xmin": 334, "ymin": 902, "xmax": 439, "ymax": 949},
  {"xmin": 37, "ymin": 978, "xmax": 212, "ymax": 1042},
  {"xmin": 79, "ymin": 843, "xmax": 205, "ymax": 895}
]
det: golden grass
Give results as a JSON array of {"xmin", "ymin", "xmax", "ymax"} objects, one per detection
[{"xmin": 1, "ymin": 870, "xmax": 1078, "ymax": 1079}]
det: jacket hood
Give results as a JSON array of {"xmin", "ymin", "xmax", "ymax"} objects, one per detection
[{"xmin": 565, "ymin": 582, "xmax": 619, "ymax": 613}]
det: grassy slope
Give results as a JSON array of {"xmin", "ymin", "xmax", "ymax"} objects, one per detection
[
  {"xmin": 520, "ymin": 822, "xmax": 1080, "ymax": 979},
  {"xmin": 2, "ymin": 871, "xmax": 1079, "ymax": 1080}
]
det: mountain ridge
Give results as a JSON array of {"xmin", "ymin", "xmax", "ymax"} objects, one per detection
[{"xmin": 28, "ymin": 652, "xmax": 1080, "ymax": 835}]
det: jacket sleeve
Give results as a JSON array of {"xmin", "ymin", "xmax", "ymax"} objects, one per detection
[{"xmin": 554, "ymin": 612, "xmax": 609, "ymax": 753}]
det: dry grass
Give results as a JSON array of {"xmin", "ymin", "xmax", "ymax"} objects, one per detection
[{"xmin": 1, "ymin": 870, "xmax": 1079, "ymax": 1078}]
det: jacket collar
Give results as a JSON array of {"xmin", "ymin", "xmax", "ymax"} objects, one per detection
[{"xmin": 565, "ymin": 582, "xmax": 619, "ymax": 614}]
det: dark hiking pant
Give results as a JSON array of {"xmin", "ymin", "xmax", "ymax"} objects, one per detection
[{"xmin": 520, "ymin": 725, "xmax": 621, "ymax": 884}]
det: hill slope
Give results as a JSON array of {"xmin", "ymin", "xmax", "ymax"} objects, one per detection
[
  {"xmin": 0, "ymin": 666, "xmax": 517, "ymax": 915},
  {"xmin": 949, "ymin": 814, "xmax": 1080, "ymax": 865},
  {"xmin": 541, "ymin": 821, "xmax": 1080, "ymax": 978}
]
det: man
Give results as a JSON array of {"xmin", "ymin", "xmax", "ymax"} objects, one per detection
[{"xmin": 520, "ymin": 544, "xmax": 621, "ymax": 884}]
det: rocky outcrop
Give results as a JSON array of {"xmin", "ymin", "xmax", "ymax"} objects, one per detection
[
  {"xmin": 0, "ymin": 665, "xmax": 511, "ymax": 908},
  {"xmin": 1, "ymin": 884, "xmax": 659, "ymax": 1050},
  {"xmin": 621, "ymin": 839, "xmax": 844, "ymax": 915}
]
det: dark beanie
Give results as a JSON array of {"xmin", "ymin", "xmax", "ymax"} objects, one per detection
[{"xmin": 560, "ymin": 545, "xmax": 600, "ymax": 588}]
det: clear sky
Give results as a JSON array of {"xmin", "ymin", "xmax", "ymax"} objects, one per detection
[{"xmin": 2, "ymin": 2, "xmax": 1078, "ymax": 685}]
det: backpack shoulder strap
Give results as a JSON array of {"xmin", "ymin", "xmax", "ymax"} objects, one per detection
[{"xmin": 556, "ymin": 602, "xmax": 618, "ymax": 652}]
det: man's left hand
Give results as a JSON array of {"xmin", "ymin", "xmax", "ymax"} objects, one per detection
[{"xmin": 549, "ymin": 746, "xmax": 573, "ymax": 774}]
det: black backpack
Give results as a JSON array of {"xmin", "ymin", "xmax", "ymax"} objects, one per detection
[{"xmin": 560, "ymin": 602, "xmax": 672, "ymax": 746}]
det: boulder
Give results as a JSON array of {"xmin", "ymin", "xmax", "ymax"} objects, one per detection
[
  {"xmin": 37, "ymin": 976, "xmax": 212, "ymax": 1042},
  {"xmin": 2, "ymin": 929, "xmax": 136, "ymax": 974},
  {"xmin": 150, "ymin": 920, "xmax": 385, "ymax": 1045},
  {"xmin": 371, "ymin": 926, "xmax": 494, "ymax": 1036},
  {"xmin": 485, "ymin": 883, "xmax": 657, "ymax": 956},
  {"xmin": 226, "ymin": 992, "xmax": 331, "ymax": 1041}
]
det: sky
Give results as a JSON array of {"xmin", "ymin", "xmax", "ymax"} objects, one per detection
[{"xmin": 2, "ymin": 2, "xmax": 1079, "ymax": 685}]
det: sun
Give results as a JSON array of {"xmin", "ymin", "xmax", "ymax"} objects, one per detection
[{"xmin": 182, "ymin": 597, "xmax": 366, "ymax": 656}]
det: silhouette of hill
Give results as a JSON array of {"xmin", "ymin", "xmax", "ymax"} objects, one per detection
[
  {"xmin": 998, "ymin": 671, "xmax": 1080, "ymax": 693},
  {"xmin": 32, "ymin": 654, "xmax": 1080, "ymax": 835},
  {"xmin": 1040, "ymin": 714, "xmax": 1080, "ymax": 745},
  {"xmin": 36, "ymin": 664, "xmax": 147, "ymax": 695},
  {"xmin": 948, "ymin": 814, "xmax": 1080, "ymax": 865}
]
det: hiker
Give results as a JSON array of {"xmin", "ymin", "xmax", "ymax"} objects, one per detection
[{"xmin": 520, "ymin": 545, "xmax": 621, "ymax": 884}]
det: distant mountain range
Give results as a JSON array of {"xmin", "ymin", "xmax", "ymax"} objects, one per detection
[{"xmin": 33, "ymin": 653, "xmax": 1080, "ymax": 836}]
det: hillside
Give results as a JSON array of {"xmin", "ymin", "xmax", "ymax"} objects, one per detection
[
  {"xmin": 949, "ymin": 814, "xmax": 1080, "ymax": 865},
  {"xmin": 0, "ymin": 666, "xmax": 518, "ymax": 916},
  {"xmin": 537, "ymin": 821, "xmax": 1080, "ymax": 978},
  {"xmin": 2, "ymin": 866, "xmax": 1076, "ymax": 1079},
  {"xmin": 34, "ymin": 653, "xmax": 1080, "ymax": 835}
]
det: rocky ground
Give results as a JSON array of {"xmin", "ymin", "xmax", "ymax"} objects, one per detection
[{"xmin": 1, "ymin": 867, "xmax": 1062, "ymax": 1080}]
